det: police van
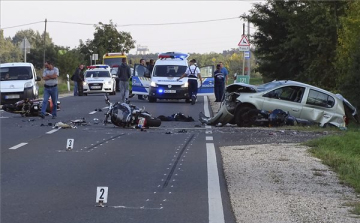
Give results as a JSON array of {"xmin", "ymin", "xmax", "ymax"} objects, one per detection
[{"xmin": 132, "ymin": 52, "xmax": 214, "ymax": 103}]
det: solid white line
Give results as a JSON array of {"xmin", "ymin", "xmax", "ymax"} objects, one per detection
[
  {"xmin": 9, "ymin": 142, "xmax": 28, "ymax": 150},
  {"xmin": 0, "ymin": 117, "xmax": 9, "ymax": 119},
  {"xmin": 207, "ymin": 143, "xmax": 225, "ymax": 223},
  {"xmin": 46, "ymin": 128, "xmax": 61, "ymax": 134},
  {"xmin": 204, "ymin": 96, "xmax": 211, "ymax": 117},
  {"xmin": 206, "ymin": 136, "xmax": 213, "ymax": 141},
  {"xmin": 89, "ymin": 111, "xmax": 97, "ymax": 115}
]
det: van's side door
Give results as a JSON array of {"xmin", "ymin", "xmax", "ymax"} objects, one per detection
[
  {"xmin": 197, "ymin": 65, "xmax": 214, "ymax": 95},
  {"xmin": 131, "ymin": 64, "xmax": 151, "ymax": 96}
]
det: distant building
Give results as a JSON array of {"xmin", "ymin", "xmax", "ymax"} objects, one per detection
[{"xmin": 136, "ymin": 45, "xmax": 149, "ymax": 55}]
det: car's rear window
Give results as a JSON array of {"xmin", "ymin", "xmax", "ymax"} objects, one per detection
[
  {"xmin": 85, "ymin": 71, "xmax": 110, "ymax": 78},
  {"xmin": 0, "ymin": 66, "xmax": 33, "ymax": 81},
  {"xmin": 306, "ymin": 89, "xmax": 335, "ymax": 108},
  {"xmin": 153, "ymin": 65, "xmax": 187, "ymax": 77}
]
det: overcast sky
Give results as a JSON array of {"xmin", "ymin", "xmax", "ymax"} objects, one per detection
[{"xmin": 1, "ymin": 1, "xmax": 262, "ymax": 54}]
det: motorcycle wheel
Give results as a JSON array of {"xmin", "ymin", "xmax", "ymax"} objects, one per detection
[{"xmin": 144, "ymin": 116, "xmax": 161, "ymax": 127}]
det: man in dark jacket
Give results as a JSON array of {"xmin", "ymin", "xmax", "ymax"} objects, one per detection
[
  {"xmin": 117, "ymin": 58, "xmax": 132, "ymax": 103},
  {"xmin": 73, "ymin": 64, "xmax": 84, "ymax": 96}
]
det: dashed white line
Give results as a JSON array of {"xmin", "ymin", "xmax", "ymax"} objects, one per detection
[
  {"xmin": 89, "ymin": 111, "xmax": 97, "ymax": 115},
  {"xmin": 9, "ymin": 142, "xmax": 28, "ymax": 150},
  {"xmin": 206, "ymin": 136, "xmax": 214, "ymax": 141},
  {"xmin": 46, "ymin": 128, "xmax": 61, "ymax": 134}
]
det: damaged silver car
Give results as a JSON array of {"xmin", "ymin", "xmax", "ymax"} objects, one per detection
[{"xmin": 200, "ymin": 80, "xmax": 359, "ymax": 128}]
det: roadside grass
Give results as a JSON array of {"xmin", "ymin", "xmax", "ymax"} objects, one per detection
[
  {"xmin": 304, "ymin": 130, "xmax": 360, "ymax": 215},
  {"xmin": 227, "ymin": 76, "xmax": 263, "ymax": 85}
]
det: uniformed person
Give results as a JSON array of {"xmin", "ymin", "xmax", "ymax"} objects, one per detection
[{"xmin": 177, "ymin": 59, "xmax": 202, "ymax": 105}]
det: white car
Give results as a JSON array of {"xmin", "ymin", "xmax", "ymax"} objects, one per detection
[{"xmin": 83, "ymin": 65, "xmax": 116, "ymax": 95}]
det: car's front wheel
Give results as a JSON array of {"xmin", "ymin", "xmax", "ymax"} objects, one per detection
[{"xmin": 235, "ymin": 106, "xmax": 258, "ymax": 127}]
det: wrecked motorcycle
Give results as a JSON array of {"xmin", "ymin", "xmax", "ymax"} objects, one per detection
[
  {"xmin": 104, "ymin": 93, "xmax": 161, "ymax": 128},
  {"xmin": 2, "ymin": 98, "xmax": 61, "ymax": 117}
]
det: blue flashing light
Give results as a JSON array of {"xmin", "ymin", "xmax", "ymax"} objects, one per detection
[
  {"xmin": 158, "ymin": 89, "xmax": 164, "ymax": 93},
  {"xmin": 158, "ymin": 52, "xmax": 189, "ymax": 60}
]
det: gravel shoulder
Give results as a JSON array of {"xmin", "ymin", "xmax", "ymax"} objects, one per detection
[{"xmin": 208, "ymin": 95, "xmax": 360, "ymax": 223}]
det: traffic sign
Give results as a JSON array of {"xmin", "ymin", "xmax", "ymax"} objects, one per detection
[
  {"xmin": 239, "ymin": 46, "xmax": 250, "ymax": 51},
  {"xmin": 244, "ymin": 51, "xmax": 250, "ymax": 58},
  {"xmin": 238, "ymin": 35, "xmax": 250, "ymax": 46}
]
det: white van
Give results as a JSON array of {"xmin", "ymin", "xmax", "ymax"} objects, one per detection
[
  {"xmin": 0, "ymin": 62, "xmax": 41, "ymax": 104},
  {"xmin": 132, "ymin": 52, "xmax": 215, "ymax": 103}
]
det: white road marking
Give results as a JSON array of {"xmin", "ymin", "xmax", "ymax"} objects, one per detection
[
  {"xmin": 9, "ymin": 142, "xmax": 28, "ymax": 150},
  {"xmin": 102, "ymin": 106, "xmax": 109, "ymax": 110},
  {"xmin": 0, "ymin": 117, "xmax": 9, "ymax": 119},
  {"xmin": 207, "ymin": 143, "xmax": 225, "ymax": 223},
  {"xmin": 46, "ymin": 128, "xmax": 61, "ymax": 134},
  {"xmin": 206, "ymin": 136, "xmax": 213, "ymax": 141},
  {"xmin": 204, "ymin": 96, "xmax": 211, "ymax": 117},
  {"xmin": 89, "ymin": 111, "xmax": 97, "ymax": 115}
]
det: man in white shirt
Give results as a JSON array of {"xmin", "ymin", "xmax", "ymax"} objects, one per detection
[{"xmin": 177, "ymin": 59, "xmax": 202, "ymax": 105}]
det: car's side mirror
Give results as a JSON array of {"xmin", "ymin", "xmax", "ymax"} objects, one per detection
[
  {"xmin": 36, "ymin": 76, "xmax": 41, "ymax": 81},
  {"xmin": 112, "ymin": 74, "xmax": 118, "ymax": 78}
]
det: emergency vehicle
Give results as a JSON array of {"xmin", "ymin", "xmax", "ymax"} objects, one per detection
[
  {"xmin": 131, "ymin": 52, "xmax": 214, "ymax": 103},
  {"xmin": 83, "ymin": 65, "xmax": 117, "ymax": 96}
]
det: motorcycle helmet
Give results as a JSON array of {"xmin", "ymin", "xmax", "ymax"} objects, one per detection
[{"xmin": 268, "ymin": 109, "xmax": 288, "ymax": 127}]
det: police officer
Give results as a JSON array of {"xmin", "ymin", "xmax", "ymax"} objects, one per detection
[
  {"xmin": 177, "ymin": 59, "xmax": 202, "ymax": 105},
  {"xmin": 214, "ymin": 64, "xmax": 225, "ymax": 102}
]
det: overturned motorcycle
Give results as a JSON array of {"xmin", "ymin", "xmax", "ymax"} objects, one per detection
[
  {"xmin": 103, "ymin": 94, "xmax": 161, "ymax": 128},
  {"xmin": 2, "ymin": 98, "xmax": 61, "ymax": 117}
]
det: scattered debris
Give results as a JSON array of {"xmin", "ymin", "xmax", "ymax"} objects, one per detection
[
  {"xmin": 194, "ymin": 124, "xmax": 202, "ymax": 127},
  {"xmin": 158, "ymin": 113, "xmax": 194, "ymax": 122},
  {"xmin": 71, "ymin": 118, "xmax": 87, "ymax": 125},
  {"xmin": 55, "ymin": 122, "xmax": 73, "ymax": 128},
  {"xmin": 165, "ymin": 131, "xmax": 172, "ymax": 134},
  {"xmin": 93, "ymin": 118, "xmax": 99, "ymax": 124},
  {"xmin": 178, "ymin": 129, "xmax": 187, "ymax": 133},
  {"xmin": 95, "ymin": 108, "xmax": 103, "ymax": 112}
]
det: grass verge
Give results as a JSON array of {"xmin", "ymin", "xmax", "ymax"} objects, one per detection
[
  {"xmin": 38, "ymin": 79, "xmax": 73, "ymax": 96},
  {"xmin": 304, "ymin": 130, "xmax": 360, "ymax": 215}
]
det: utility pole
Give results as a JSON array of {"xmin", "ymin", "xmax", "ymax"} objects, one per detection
[
  {"xmin": 242, "ymin": 23, "xmax": 245, "ymax": 76},
  {"xmin": 43, "ymin": 18, "xmax": 47, "ymax": 68},
  {"xmin": 247, "ymin": 16, "xmax": 251, "ymax": 80}
]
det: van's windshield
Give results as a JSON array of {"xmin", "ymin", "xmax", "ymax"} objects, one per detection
[
  {"xmin": 0, "ymin": 66, "xmax": 33, "ymax": 81},
  {"xmin": 153, "ymin": 65, "xmax": 187, "ymax": 77}
]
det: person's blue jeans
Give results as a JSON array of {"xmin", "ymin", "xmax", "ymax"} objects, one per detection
[
  {"xmin": 73, "ymin": 81, "xmax": 78, "ymax": 96},
  {"xmin": 41, "ymin": 86, "xmax": 58, "ymax": 117}
]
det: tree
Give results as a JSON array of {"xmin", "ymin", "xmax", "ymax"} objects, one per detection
[
  {"xmin": 80, "ymin": 20, "xmax": 136, "ymax": 63},
  {"xmin": 336, "ymin": 1, "xmax": 360, "ymax": 108},
  {"xmin": 246, "ymin": 0, "xmax": 346, "ymax": 90},
  {"xmin": 0, "ymin": 30, "xmax": 22, "ymax": 63}
]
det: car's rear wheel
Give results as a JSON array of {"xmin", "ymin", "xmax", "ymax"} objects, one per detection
[
  {"xmin": 185, "ymin": 98, "xmax": 191, "ymax": 103},
  {"xmin": 235, "ymin": 106, "xmax": 258, "ymax": 127}
]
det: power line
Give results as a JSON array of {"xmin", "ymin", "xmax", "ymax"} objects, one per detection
[
  {"xmin": 2, "ymin": 17, "xmax": 241, "ymax": 30},
  {"xmin": 2, "ymin": 21, "xmax": 44, "ymax": 29}
]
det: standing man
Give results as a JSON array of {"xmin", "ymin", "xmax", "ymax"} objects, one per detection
[
  {"xmin": 147, "ymin": 59, "xmax": 154, "ymax": 75},
  {"xmin": 219, "ymin": 62, "xmax": 229, "ymax": 85},
  {"xmin": 72, "ymin": 64, "xmax": 84, "ymax": 96},
  {"xmin": 214, "ymin": 64, "xmax": 225, "ymax": 102},
  {"xmin": 39, "ymin": 61, "xmax": 59, "ymax": 119},
  {"xmin": 117, "ymin": 58, "xmax": 132, "ymax": 103},
  {"xmin": 136, "ymin": 59, "xmax": 149, "ymax": 100},
  {"xmin": 177, "ymin": 59, "xmax": 202, "ymax": 105}
]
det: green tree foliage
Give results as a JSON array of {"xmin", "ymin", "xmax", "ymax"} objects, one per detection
[
  {"xmin": 0, "ymin": 30, "xmax": 22, "ymax": 63},
  {"xmin": 80, "ymin": 20, "xmax": 136, "ymax": 63},
  {"xmin": 247, "ymin": 0, "xmax": 346, "ymax": 90},
  {"xmin": 336, "ymin": 1, "xmax": 360, "ymax": 108}
]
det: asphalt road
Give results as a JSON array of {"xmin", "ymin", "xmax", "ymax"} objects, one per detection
[
  {"xmin": 0, "ymin": 94, "xmax": 236, "ymax": 223},
  {"xmin": 0, "ymin": 93, "xmax": 322, "ymax": 223}
]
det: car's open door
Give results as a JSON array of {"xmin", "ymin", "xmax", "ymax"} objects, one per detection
[
  {"xmin": 197, "ymin": 65, "xmax": 214, "ymax": 95},
  {"xmin": 131, "ymin": 64, "xmax": 151, "ymax": 96}
]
